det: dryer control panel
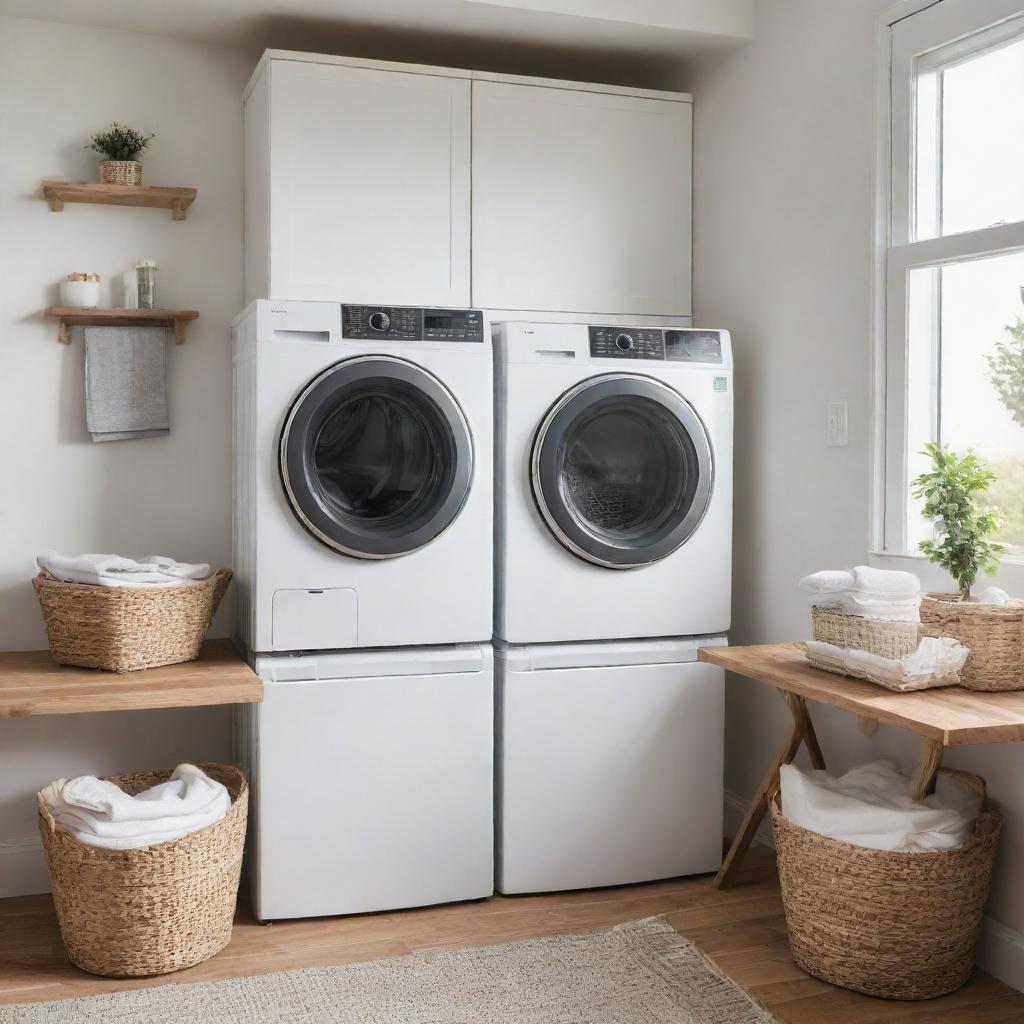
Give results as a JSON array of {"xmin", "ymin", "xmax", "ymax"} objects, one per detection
[
  {"xmin": 343, "ymin": 305, "xmax": 484, "ymax": 342},
  {"xmin": 588, "ymin": 326, "xmax": 723, "ymax": 364}
]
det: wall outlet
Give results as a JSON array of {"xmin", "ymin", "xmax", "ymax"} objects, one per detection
[{"xmin": 827, "ymin": 400, "xmax": 848, "ymax": 447}]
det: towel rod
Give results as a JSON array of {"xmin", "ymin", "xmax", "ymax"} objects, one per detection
[{"xmin": 43, "ymin": 307, "xmax": 200, "ymax": 344}]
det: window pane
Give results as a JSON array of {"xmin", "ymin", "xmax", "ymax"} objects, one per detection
[
  {"xmin": 907, "ymin": 251, "xmax": 1024, "ymax": 554},
  {"xmin": 914, "ymin": 28, "xmax": 1024, "ymax": 239}
]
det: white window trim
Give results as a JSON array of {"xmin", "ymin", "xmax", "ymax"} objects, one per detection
[{"xmin": 871, "ymin": 0, "xmax": 1024, "ymax": 595}]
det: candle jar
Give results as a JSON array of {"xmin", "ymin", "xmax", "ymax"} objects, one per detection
[{"xmin": 136, "ymin": 259, "xmax": 157, "ymax": 309}]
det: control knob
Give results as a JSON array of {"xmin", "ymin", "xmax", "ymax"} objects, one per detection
[
  {"xmin": 368, "ymin": 311, "xmax": 391, "ymax": 332},
  {"xmin": 615, "ymin": 333, "xmax": 635, "ymax": 352}
]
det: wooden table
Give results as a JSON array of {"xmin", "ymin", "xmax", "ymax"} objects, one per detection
[
  {"xmin": 0, "ymin": 640, "xmax": 262, "ymax": 717},
  {"xmin": 700, "ymin": 642, "xmax": 1024, "ymax": 889}
]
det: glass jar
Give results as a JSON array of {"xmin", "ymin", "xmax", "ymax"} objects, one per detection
[{"xmin": 135, "ymin": 259, "xmax": 157, "ymax": 309}]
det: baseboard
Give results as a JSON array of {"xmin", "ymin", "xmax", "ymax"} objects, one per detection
[
  {"xmin": 723, "ymin": 788, "xmax": 775, "ymax": 850},
  {"xmin": 979, "ymin": 917, "xmax": 1024, "ymax": 993},
  {"xmin": 0, "ymin": 837, "xmax": 49, "ymax": 898}
]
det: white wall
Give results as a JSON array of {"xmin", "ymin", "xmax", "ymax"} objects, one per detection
[
  {"xmin": 0, "ymin": 16, "xmax": 251, "ymax": 895},
  {"xmin": 684, "ymin": 0, "xmax": 1024, "ymax": 990}
]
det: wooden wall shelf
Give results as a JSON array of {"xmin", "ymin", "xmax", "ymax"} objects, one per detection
[
  {"xmin": 0, "ymin": 640, "xmax": 262, "ymax": 717},
  {"xmin": 44, "ymin": 307, "xmax": 199, "ymax": 344},
  {"xmin": 41, "ymin": 181, "xmax": 197, "ymax": 220}
]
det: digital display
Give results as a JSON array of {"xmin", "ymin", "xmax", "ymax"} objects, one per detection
[
  {"xmin": 425, "ymin": 314, "xmax": 465, "ymax": 330},
  {"xmin": 665, "ymin": 330, "xmax": 723, "ymax": 364}
]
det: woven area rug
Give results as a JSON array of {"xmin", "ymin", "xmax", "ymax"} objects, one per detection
[{"xmin": 0, "ymin": 918, "xmax": 775, "ymax": 1024}]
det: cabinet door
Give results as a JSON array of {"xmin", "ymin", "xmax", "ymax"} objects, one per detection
[
  {"xmin": 472, "ymin": 81, "xmax": 692, "ymax": 317},
  {"xmin": 269, "ymin": 61, "xmax": 471, "ymax": 306}
]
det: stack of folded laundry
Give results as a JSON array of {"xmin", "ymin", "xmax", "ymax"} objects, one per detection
[
  {"xmin": 36, "ymin": 552, "xmax": 211, "ymax": 588},
  {"xmin": 40, "ymin": 764, "xmax": 229, "ymax": 850},
  {"xmin": 805, "ymin": 635, "xmax": 968, "ymax": 692},
  {"xmin": 799, "ymin": 565, "xmax": 921, "ymax": 622}
]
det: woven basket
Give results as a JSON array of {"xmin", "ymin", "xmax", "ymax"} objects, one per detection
[
  {"xmin": 811, "ymin": 607, "xmax": 919, "ymax": 660},
  {"xmin": 771, "ymin": 769, "xmax": 1000, "ymax": 1001},
  {"xmin": 919, "ymin": 593, "xmax": 1024, "ymax": 691},
  {"xmin": 98, "ymin": 159, "xmax": 142, "ymax": 185},
  {"xmin": 38, "ymin": 763, "xmax": 247, "ymax": 978},
  {"xmin": 33, "ymin": 569, "xmax": 231, "ymax": 673}
]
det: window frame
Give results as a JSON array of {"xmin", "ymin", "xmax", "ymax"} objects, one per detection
[{"xmin": 874, "ymin": 0, "xmax": 1024, "ymax": 569}]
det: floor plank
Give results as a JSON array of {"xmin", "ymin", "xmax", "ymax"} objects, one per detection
[{"xmin": 0, "ymin": 849, "xmax": 1020, "ymax": 1022}]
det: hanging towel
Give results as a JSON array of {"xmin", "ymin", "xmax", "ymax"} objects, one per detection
[
  {"xmin": 40, "ymin": 764, "xmax": 230, "ymax": 850},
  {"xmin": 84, "ymin": 326, "xmax": 169, "ymax": 442},
  {"xmin": 36, "ymin": 552, "xmax": 211, "ymax": 587}
]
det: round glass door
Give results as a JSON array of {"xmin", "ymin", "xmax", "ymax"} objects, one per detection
[
  {"xmin": 280, "ymin": 356, "xmax": 474, "ymax": 559},
  {"xmin": 531, "ymin": 374, "xmax": 713, "ymax": 568}
]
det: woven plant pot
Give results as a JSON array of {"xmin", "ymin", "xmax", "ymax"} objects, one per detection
[
  {"xmin": 33, "ymin": 569, "xmax": 231, "ymax": 673},
  {"xmin": 919, "ymin": 593, "xmax": 1024, "ymax": 691},
  {"xmin": 98, "ymin": 159, "xmax": 142, "ymax": 185},
  {"xmin": 38, "ymin": 763, "xmax": 247, "ymax": 978},
  {"xmin": 771, "ymin": 769, "xmax": 1000, "ymax": 1001},
  {"xmin": 811, "ymin": 607, "xmax": 919, "ymax": 660}
]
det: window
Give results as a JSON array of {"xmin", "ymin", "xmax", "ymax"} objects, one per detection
[{"xmin": 882, "ymin": 0, "xmax": 1024, "ymax": 558}]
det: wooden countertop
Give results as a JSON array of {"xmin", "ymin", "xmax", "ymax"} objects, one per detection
[
  {"xmin": 699, "ymin": 642, "xmax": 1024, "ymax": 746},
  {"xmin": 0, "ymin": 640, "xmax": 262, "ymax": 717}
]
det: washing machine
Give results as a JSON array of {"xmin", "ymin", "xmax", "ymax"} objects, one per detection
[
  {"xmin": 493, "ymin": 321, "xmax": 733, "ymax": 644},
  {"xmin": 233, "ymin": 300, "xmax": 492, "ymax": 653},
  {"xmin": 493, "ymin": 320, "xmax": 732, "ymax": 893}
]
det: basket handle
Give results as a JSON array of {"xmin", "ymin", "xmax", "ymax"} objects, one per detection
[{"xmin": 937, "ymin": 766, "xmax": 988, "ymax": 811}]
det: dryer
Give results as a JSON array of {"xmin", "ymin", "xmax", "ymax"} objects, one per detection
[
  {"xmin": 493, "ymin": 321, "xmax": 733, "ymax": 644},
  {"xmin": 233, "ymin": 300, "xmax": 492, "ymax": 653}
]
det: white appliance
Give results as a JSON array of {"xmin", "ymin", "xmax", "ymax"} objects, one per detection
[
  {"xmin": 237, "ymin": 644, "xmax": 494, "ymax": 921},
  {"xmin": 496, "ymin": 637, "xmax": 725, "ymax": 894},
  {"xmin": 233, "ymin": 300, "xmax": 492, "ymax": 653},
  {"xmin": 494, "ymin": 321, "xmax": 733, "ymax": 644}
]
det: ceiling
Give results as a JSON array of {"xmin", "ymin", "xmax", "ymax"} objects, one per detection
[{"xmin": 0, "ymin": 0, "xmax": 755, "ymax": 89}]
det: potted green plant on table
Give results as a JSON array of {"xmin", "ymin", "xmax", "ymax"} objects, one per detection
[
  {"xmin": 912, "ymin": 442, "xmax": 1023, "ymax": 691},
  {"xmin": 86, "ymin": 122, "xmax": 155, "ymax": 186}
]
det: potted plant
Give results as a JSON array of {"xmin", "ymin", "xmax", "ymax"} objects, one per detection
[
  {"xmin": 912, "ymin": 442, "xmax": 1023, "ymax": 691},
  {"xmin": 86, "ymin": 122, "xmax": 155, "ymax": 186}
]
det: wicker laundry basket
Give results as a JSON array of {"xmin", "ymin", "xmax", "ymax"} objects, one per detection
[
  {"xmin": 919, "ymin": 593, "xmax": 1024, "ymax": 691},
  {"xmin": 811, "ymin": 607, "xmax": 919, "ymax": 660},
  {"xmin": 771, "ymin": 769, "xmax": 1000, "ymax": 1001},
  {"xmin": 33, "ymin": 569, "xmax": 231, "ymax": 673},
  {"xmin": 38, "ymin": 763, "xmax": 247, "ymax": 978}
]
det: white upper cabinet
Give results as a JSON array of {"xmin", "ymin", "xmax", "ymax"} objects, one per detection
[
  {"xmin": 471, "ymin": 80, "xmax": 692, "ymax": 317},
  {"xmin": 245, "ymin": 58, "xmax": 471, "ymax": 307}
]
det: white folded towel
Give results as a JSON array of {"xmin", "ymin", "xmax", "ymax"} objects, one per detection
[
  {"xmin": 798, "ymin": 570, "xmax": 856, "ymax": 595},
  {"xmin": 41, "ymin": 764, "xmax": 230, "ymax": 850},
  {"xmin": 36, "ymin": 552, "xmax": 211, "ymax": 588},
  {"xmin": 800, "ymin": 565, "xmax": 921, "ymax": 621},
  {"xmin": 806, "ymin": 636, "xmax": 968, "ymax": 690},
  {"xmin": 851, "ymin": 565, "xmax": 920, "ymax": 601}
]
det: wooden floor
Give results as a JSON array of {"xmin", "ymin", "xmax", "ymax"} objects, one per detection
[{"xmin": 2, "ymin": 850, "xmax": 1022, "ymax": 1022}]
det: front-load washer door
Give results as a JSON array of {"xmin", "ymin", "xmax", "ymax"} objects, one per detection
[
  {"xmin": 531, "ymin": 374, "xmax": 713, "ymax": 569},
  {"xmin": 280, "ymin": 356, "xmax": 474, "ymax": 559}
]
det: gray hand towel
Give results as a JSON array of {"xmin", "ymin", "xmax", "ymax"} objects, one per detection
[{"xmin": 84, "ymin": 326, "xmax": 169, "ymax": 442}]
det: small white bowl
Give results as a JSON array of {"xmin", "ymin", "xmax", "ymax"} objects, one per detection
[{"xmin": 60, "ymin": 279, "xmax": 100, "ymax": 308}]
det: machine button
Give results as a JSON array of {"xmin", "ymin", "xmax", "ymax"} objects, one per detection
[
  {"xmin": 369, "ymin": 311, "xmax": 391, "ymax": 332},
  {"xmin": 615, "ymin": 333, "xmax": 635, "ymax": 352}
]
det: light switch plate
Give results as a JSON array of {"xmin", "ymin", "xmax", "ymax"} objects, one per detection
[{"xmin": 827, "ymin": 400, "xmax": 848, "ymax": 447}]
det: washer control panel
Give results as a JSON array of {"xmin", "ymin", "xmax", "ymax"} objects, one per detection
[
  {"xmin": 343, "ymin": 305, "xmax": 484, "ymax": 342},
  {"xmin": 588, "ymin": 326, "xmax": 665, "ymax": 360},
  {"xmin": 589, "ymin": 326, "xmax": 724, "ymax": 364}
]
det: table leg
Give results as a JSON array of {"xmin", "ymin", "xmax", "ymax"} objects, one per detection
[
  {"xmin": 714, "ymin": 692, "xmax": 815, "ymax": 889},
  {"xmin": 785, "ymin": 693, "xmax": 826, "ymax": 770},
  {"xmin": 910, "ymin": 737, "xmax": 944, "ymax": 800}
]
